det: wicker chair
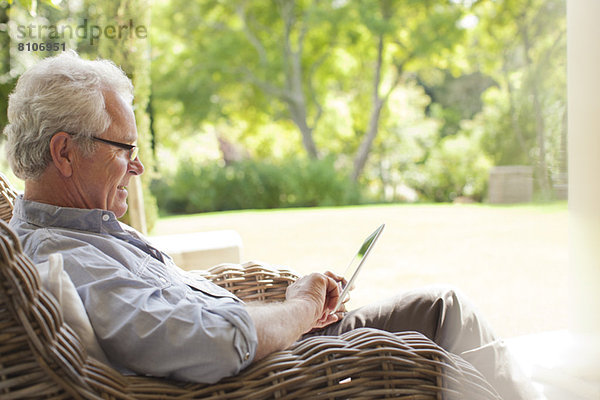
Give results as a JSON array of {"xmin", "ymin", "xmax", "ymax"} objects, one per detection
[
  {"xmin": 0, "ymin": 173, "xmax": 502, "ymax": 399},
  {"xmin": 0, "ymin": 173, "xmax": 18, "ymax": 224}
]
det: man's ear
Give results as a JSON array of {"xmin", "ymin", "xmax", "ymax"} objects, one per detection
[{"xmin": 49, "ymin": 132, "xmax": 74, "ymax": 177}]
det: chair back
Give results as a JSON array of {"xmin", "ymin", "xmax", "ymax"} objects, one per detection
[
  {"xmin": 0, "ymin": 173, "xmax": 18, "ymax": 223},
  {"xmin": 0, "ymin": 218, "xmax": 131, "ymax": 398}
]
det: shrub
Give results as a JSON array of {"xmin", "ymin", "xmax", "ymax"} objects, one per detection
[
  {"xmin": 405, "ymin": 133, "xmax": 491, "ymax": 202},
  {"xmin": 151, "ymin": 156, "xmax": 364, "ymax": 214}
]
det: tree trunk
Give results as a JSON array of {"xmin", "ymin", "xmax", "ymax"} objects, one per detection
[
  {"xmin": 238, "ymin": 0, "xmax": 321, "ymax": 159},
  {"xmin": 531, "ymin": 75, "xmax": 551, "ymax": 197},
  {"xmin": 520, "ymin": 14, "xmax": 552, "ymax": 197},
  {"xmin": 281, "ymin": 0, "xmax": 319, "ymax": 159},
  {"xmin": 352, "ymin": 34, "xmax": 386, "ymax": 181},
  {"xmin": 288, "ymin": 97, "xmax": 319, "ymax": 158},
  {"xmin": 503, "ymin": 62, "xmax": 532, "ymax": 164}
]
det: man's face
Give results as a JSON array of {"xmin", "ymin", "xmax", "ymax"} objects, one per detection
[{"xmin": 72, "ymin": 91, "xmax": 144, "ymax": 218}]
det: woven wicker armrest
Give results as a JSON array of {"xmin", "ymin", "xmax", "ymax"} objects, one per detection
[
  {"xmin": 194, "ymin": 261, "xmax": 299, "ymax": 302},
  {"xmin": 124, "ymin": 328, "xmax": 501, "ymax": 400}
]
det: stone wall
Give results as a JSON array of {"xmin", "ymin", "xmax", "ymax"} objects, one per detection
[{"xmin": 488, "ymin": 165, "xmax": 533, "ymax": 203}]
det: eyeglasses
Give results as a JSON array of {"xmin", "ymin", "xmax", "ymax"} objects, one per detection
[{"xmin": 92, "ymin": 137, "xmax": 139, "ymax": 161}]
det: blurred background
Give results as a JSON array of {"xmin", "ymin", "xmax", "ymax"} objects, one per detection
[{"xmin": 0, "ymin": 0, "xmax": 568, "ymax": 339}]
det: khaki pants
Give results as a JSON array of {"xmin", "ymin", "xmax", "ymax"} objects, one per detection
[{"xmin": 304, "ymin": 285, "xmax": 541, "ymax": 400}]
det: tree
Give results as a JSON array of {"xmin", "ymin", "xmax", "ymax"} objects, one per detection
[
  {"xmin": 151, "ymin": 0, "xmax": 468, "ymax": 182},
  {"xmin": 348, "ymin": 0, "xmax": 466, "ymax": 180},
  {"xmin": 151, "ymin": 0, "xmax": 342, "ymax": 160},
  {"xmin": 473, "ymin": 0, "xmax": 566, "ymax": 198}
]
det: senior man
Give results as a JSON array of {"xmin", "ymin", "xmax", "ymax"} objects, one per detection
[{"xmin": 3, "ymin": 51, "xmax": 538, "ymax": 399}]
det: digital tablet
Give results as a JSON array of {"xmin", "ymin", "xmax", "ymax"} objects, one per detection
[{"xmin": 331, "ymin": 223, "xmax": 385, "ymax": 314}]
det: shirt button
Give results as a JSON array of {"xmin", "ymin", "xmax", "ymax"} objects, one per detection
[
  {"xmin": 102, "ymin": 214, "xmax": 110, "ymax": 222},
  {"xmin": 244, "ymin": 352, "xmax": 250, "ymax": 361}
]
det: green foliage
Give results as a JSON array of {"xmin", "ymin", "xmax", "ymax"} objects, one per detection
[
  {"xmin": 419, "ymin": 71, "xmax": 497, "ymax": 138},
  {"xmin": 0, "ymin": 80, "xmax": 16, "ymax": 134},
  {"xmin": 151, "ymin": 157, "xmax": 364, "ymax": 215},
  {"xmin": 478, "ymin": 86, "xmax": 535, "ymax": 166},
  {"xmin": 471, "ymin": 0, "xmax": 566, "ymax": 198},
  {"xmin": 151, "ymin": 0, "xmax": 471, "ymax": 173},
  {"xmin": 1, "ymin": 0, "xmax": 569, "ymax": 209},
  {"xmin": 406, "ymin": 132, "xmax": 492, "ymax": 202}
]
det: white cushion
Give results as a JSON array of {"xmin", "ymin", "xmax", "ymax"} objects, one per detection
[
  {"xmin": 149, "ymin": 230, "xmax": 243, "ymax": 270},
  {"xmin": 36, "ymin": 253, "xmax": 109, "ymax": 363}
]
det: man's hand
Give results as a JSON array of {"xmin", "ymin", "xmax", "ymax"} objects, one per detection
[
  {"xmin": 324, "ymin": 270, "xmax": 352, "ymax": 313},
  {"xmin": 247, "ymin": 270, "xmax": 352, "ymax": 361},
  {"xmin": 286, "ymin": 272, "xmax": 341, "ymax": 332}
]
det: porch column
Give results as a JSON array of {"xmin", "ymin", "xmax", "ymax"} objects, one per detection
[{"xmin": 567, "ymin": 0, "xmax": 600, "ymax": 371}]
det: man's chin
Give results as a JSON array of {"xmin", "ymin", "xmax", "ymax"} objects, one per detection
[
  {"xmin": 111, "ymin": 203, "xmax": 128, "ymax": 219},
  {"xmin": 116, "ymin": 210, "xmax": 128, "ymax": 219},
  {"xmin": 112, "ymin": 191, "xmax": 129, "ymax": 218}
]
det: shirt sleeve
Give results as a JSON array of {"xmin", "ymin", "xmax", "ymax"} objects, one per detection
[{"xmin": 23, "ymin": 229, "xmax": 258, "ymax": 384}]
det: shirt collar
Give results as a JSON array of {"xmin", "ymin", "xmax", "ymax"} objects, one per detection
[{"xmin": 13, "ymin": 195, "xmax": 123, "ymax": 234}]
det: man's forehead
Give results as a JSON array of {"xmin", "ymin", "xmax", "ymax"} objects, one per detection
[
  {"xmin": 102, "ymin": 90, "xmax": 137, "ymax": 140},
  {"xmin": 103, "ymin": 90, "xmax": 133, "ymax": 113}
]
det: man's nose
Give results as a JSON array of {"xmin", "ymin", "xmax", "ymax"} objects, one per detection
[{"xmin": 129, "ymin": 156, "xmax": 144, "ymax": 176}]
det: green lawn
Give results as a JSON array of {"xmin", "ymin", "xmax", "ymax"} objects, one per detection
[{"xmin": 153, "ymin": 202, "xmax": 569, "ymax": 339}]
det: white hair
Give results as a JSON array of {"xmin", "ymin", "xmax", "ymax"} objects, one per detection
[{"xmin": 3, "ymin": 50, "xmax": 134, "ymax": 180}]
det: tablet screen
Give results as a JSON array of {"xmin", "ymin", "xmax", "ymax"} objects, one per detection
[{"xmin": 332, "ymin": 223, "xmax": 385, "ymax": 314}]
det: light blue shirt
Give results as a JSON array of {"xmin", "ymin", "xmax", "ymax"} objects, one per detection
[{"xmin": 10, "ymin": 196, "xmax": 257, "ymax": 384}]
